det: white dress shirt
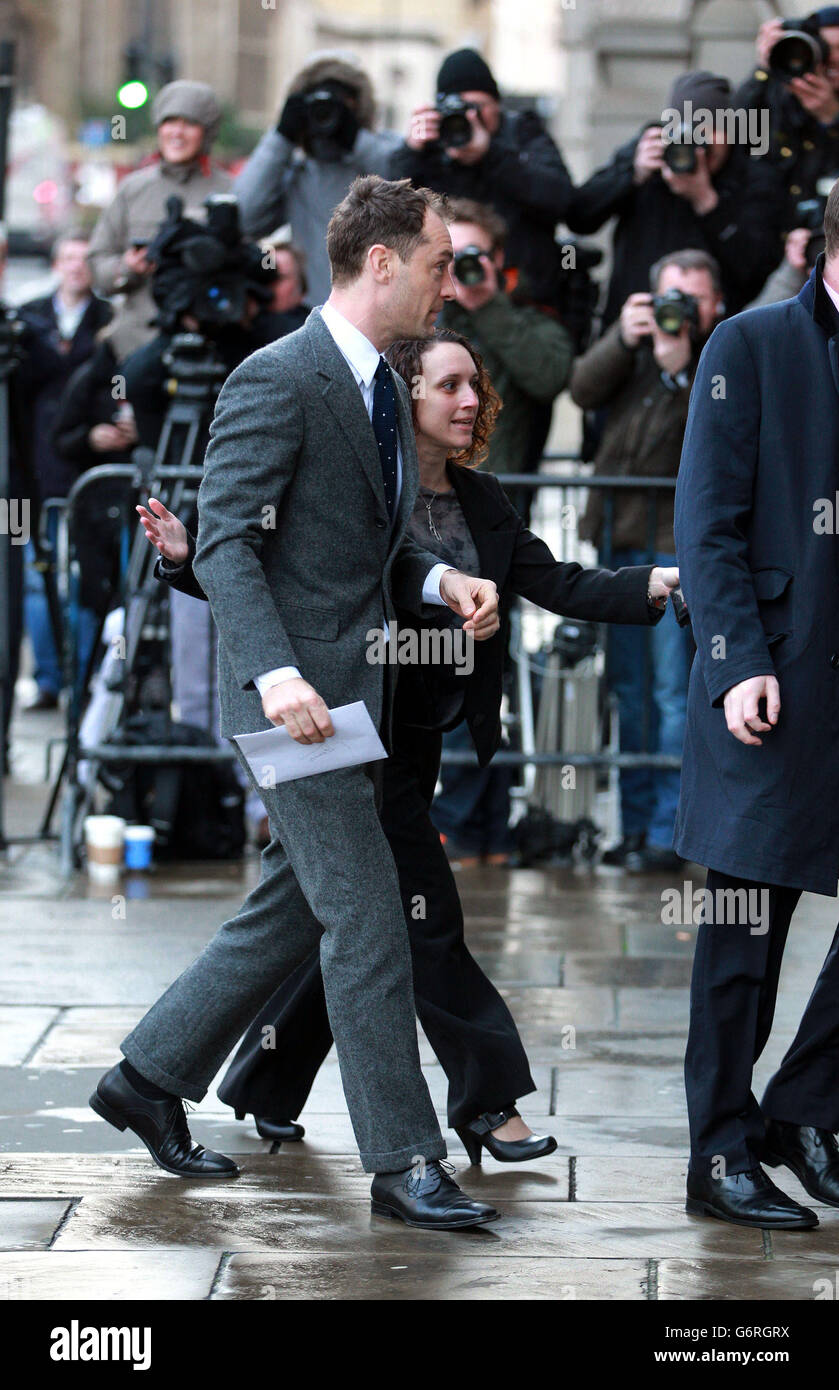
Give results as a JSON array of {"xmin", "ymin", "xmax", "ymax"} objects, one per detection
[
  {"xmin": 823, "ymin": 275, "xmax": 839, "ymax": 318},
  {"xmin": 255, "ymin": 302, "xmax": 450, "ymax": 695}
]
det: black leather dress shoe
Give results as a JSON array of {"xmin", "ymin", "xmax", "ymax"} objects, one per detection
[
  {"xmin": 685, "ymin": 1165, "xmax": 818, "ymax": 1229},
  {"xmin": 371, "ymin": 1160, "xmax": 499, "ymax": 1229},
  {"xmin": 626, "ymin": 845, "xmax": 684, "ymax": 874},
  {"xmin": 763, "ymin": 1119, "xmax": 839, "ymax": 1207},
  {"xmin": 254, "ymin": 1116, "xmax": 305, "ymax": 1143},
  {"xmin": 455, "ymin": 1107, "xmax": 557, "ymax": 1164},
  {"xmin": 600, "ymin": 833, "xmax": 645, "ymax": 867},
  {"xmin": 90, "ymin": 1065, "xmax": 239, "ymax": 1178}
]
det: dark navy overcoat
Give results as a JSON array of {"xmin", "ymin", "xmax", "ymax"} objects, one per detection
[{"xmin": 674, "ymin": 257, "xmax": 839, "ymax": 895}]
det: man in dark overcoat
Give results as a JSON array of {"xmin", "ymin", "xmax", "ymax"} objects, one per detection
[{"xmin": 674, "ymin": 182, "xmax": 839, "ymax": 1228}]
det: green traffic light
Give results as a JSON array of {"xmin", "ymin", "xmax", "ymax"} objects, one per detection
[{"xmin": 118, "ymin": 79, "xmax": 149, "ymax": 109}]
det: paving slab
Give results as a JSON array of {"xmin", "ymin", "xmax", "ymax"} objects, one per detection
[
  {"xmin": 215, "ymin": 1252, "xmax": 648, "ymax": 1300},
  {"xmin": 0, "ymin": 1151, "xmax": 570, "ymax": 1202},
  {"xmin": 0, "ymin": 1008, "xmax": 60, "ymax": 1065},
  {"xmin": 0, "ymin": 1198, "xmax": 71, "ymax": 1250},
  {"xmin": 51, "ymin": 1196, "xmax": 768, "ymax": 1258},
  {"xmin": 658, "ymin": 1258, "xmax": 838, "ymax": 1301},
  {"xmin": 0, "ymin": 1250, "xmax": 220, "ymax": 1300}
]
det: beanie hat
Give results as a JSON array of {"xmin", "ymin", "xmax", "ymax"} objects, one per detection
[
  {"xmin": 814, "ymin": 7, "xmax": 839, "ymax": 28},
  {"xmin": 152, "ymin": 81, "xmax": 222, "ymax": 152},
  {"xmin": 668, "ymin": 70, "xmax": 732, "ymax": 120},
  {"xmin": 436, "ymin": 48, "xmax": 499, "ymax": 100}
]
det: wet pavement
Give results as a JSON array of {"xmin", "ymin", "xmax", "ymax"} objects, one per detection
[{"xmin": 2, "ymin": 698, "xmax": 839, "ymax": 1301}]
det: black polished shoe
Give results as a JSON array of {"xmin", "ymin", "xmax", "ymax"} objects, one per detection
[
  {"xmin": 254, "ymin": 1115, "xmax": 305, "ymax": 1143},
  {"xmin": 90, "ymin": 1065, "xmax": 239, "ymax": 1178},
  {"xmin": 763, "ymin": 1119, "xmax": 839, "ymax": 1207},
  {"xmin": 24, "ymin": 690, "xmax": 58, "ymax": 712},
  {"xmin": 455, "ymin": 1107, "xmax": 557, "ymax": 1165},
  {"xmin": 601, "ymin": 833, "xmax": 645, "ymax": 866},
  {"xmin": 371, "ymin": 1160, "xmax": 499, "ymax": 1230},
  {"xmin": 685, "ymin": 1165, "xmax": 818, "ymax": 1229},
  {"xmin": 626, "ymin": 845, "xmax": 684, "ymax": 874}
]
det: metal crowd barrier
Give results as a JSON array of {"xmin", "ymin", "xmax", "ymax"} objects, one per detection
[{"xmin": 30, "ymin": 459, "xmax": 680, "ymax": 868}]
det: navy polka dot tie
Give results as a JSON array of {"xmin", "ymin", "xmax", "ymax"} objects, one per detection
[{"xmin": 372, "ymin": 356, "xmax": 398, "ymax": 522}]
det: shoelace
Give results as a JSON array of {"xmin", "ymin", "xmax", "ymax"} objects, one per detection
[{"xmin": 403, "ymin": 1159, "xmax": 457, "ymax": 1195}]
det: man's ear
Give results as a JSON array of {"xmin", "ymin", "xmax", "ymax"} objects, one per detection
[{"xmin": 368, "ymin": 243, "xmax": 392, "ymax": 282}]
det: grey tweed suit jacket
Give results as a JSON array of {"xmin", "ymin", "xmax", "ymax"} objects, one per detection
[{"xmin": 193, "ymin": 307, "xmax": 445, "ymax": 741}]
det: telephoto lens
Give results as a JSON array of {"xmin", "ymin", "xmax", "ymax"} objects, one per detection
[
  {"xmin": 652, "ymin": 288, "xmax": 699, "ymax": 336},
  {"xmin": 769, "ymin": 17, "xmax": 830, "ymax": 82},
  {"xmin": 437, "ymin": 93, "xmax": 474, "ymax": 148},
  {"xmin": 453, "ymin": 245, "xmax": 487, "ymax": 286}
]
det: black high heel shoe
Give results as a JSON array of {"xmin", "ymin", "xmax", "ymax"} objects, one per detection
[
  {"xmin": 233, "ymin": 1111, "xmax": 305, "ymax": 1143},
  {"xmin": 455, "ymin": 1107, "xmax": 557, "ymax": 1164}
]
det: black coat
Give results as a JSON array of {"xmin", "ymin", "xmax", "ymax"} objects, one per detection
[
  {"xmin": 17, "ymin": 293, "xmax": 113, "ymax": 497},
  {"xmin": 158, "ymin": 462, "xmax": 658, "ymax": 766},
  {"xmin": 389, "ymin": 109, "xmax": 575, "ymax": 308},
  {"xmin": 674, "ymin": 256, "xmax": 839, "ymax": 896},
  {"xmin": 565, "ymin": 131, "xmax": 786, "ymax": 328},
  {"xmin": 733, "ymin": 66, "xmax": 839, "ymax": 232}
]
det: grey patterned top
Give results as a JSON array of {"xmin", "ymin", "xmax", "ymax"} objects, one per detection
[{"xmin": 408, "ymin": 485, "xmax": 481, "ymax": 588}]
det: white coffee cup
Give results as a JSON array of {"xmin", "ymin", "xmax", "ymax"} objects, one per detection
[{"xmin": 84, "ymin": 815, "xmax": 126, "ymax": 882}]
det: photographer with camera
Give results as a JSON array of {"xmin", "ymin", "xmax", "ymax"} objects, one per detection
[
  {"xmin": 440, "ymin": 198, "xmax": 574, "ymax": 496},
  {"xmin": 234, "ymin": 53, "xmax": 399, "ymax": 308},
  {"xmin": 87, "ymin": 80, "xmax": 232, "ymax": 362},
  {"xmin": 734, "ymin": 7, "xmax": 839, "ymax": 231},
  {"xmin": 119, "ymin": 193, "xmax": 286, "ymax": 844},
  {"xmin": 570, "ymin": 249, "xmax": 723, "ymax": 872},
  {"xmin": 430, "ymin": 197, "xmax": 574, "ymax": 866},
  {"xmin": 390, "ymin": 48, "xmax": 575, "ymax": 315},
  {"xmin": 566, "ymin": 71, "xmax": 786, "ymax": 331}
]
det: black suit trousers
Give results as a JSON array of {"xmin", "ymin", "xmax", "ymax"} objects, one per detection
[
  {"xmin": 217, "ymin": 721, "xmax": 536, "ymax": 1128},
  {"xmin": 685, "ymin": 868, "xmax": 839, "ymax": 1175}
]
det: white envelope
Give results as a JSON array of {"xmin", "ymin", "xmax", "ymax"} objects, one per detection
[{"xmin": 233, "ymin": 700, "xmax": 387, "ymax": 788}]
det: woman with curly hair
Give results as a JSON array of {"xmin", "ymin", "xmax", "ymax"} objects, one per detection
[{"xmin": 139, "ymin": 328, "xmax": 675, "ymax": 1164}]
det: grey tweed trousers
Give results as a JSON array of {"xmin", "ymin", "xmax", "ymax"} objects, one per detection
[{"xmin": 121, "ymin": 750, "xmax": 447, "ymax": 1173}]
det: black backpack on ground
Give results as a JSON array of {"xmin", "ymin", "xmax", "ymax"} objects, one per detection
[{"xmin": 101, "ymin": 712, "xmax": 246, "ymax": 861}]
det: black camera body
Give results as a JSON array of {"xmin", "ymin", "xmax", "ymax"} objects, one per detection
[
  {"xmin": 452, "ymin": 244, "xmax": 487, "ymax": 286},
  {"xmin": 770, "ymin": 14, "xmax": 830, "ymax": 82},
  {"xmin": 303, "ymin": 88, "xmax": 345, "ymax": 140},
  {"xmin": 436, "ymin": 93, "xmax": 476, "ymax": 148},
  {"xmin": 148, "ymin": 194, "xmax": 276, "ymax": 335},
  {"xmin": 652, "ymin": 288, "xmax": 699, "ymax": 336},
  {"xmin": 661, "ymin": 121, "xmax": 698, "ymax": 175}
]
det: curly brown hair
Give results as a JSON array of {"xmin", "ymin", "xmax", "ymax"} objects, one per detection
[{"xmin": 386, "ymin": 329, "xmax": 502, "ymax": 469}]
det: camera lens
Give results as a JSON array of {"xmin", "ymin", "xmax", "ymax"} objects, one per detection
[
  {"xmin": 770, "ymin": 31, "xmax": 826, "ymax": 82},
  {"xmin": 453, "ymin": 246, "xmax": 486, "ymax": 286},
  {"xmin": 663, "ymin": 140, "xmax": 697, "ymax": 175}
]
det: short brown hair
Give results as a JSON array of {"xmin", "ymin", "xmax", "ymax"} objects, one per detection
[
  {"xmin": 386, "ymin": 329, "xmax": 501, "ymax": 469},
  {"xmin": 648, "ymin": 247, "xmax": 722, "ymax": 295},
  {"xmin": 825, "ymin": 180, "xmax": 839, "ymax": 259},
  {"xmin": 326, "ymin": 175, "xmax": 448, "ymax": 287},
  {"xmin": 445, "ymin": 197, "xmax": 507, "ymax": 254}
]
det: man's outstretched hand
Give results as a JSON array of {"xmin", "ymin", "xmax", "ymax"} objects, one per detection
[
  {"xmin": 723, "ymin": 674, "xmax": 781, "ymax": 747},
  {"xmin": 439, "ymin": 569, "xmax": 500, "ymax": 639},
  {"xmin": 262, "ymin": 678, "xmax": 335, "ymax": 744}
]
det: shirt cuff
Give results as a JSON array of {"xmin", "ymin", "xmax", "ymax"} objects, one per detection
[
  {"xmin": 423, "ymin": 562, "xmax": 453, "ymax": 606},
  {"xmin": 255, "ymin": 667, "xmax": 301, "ymax": 696}
]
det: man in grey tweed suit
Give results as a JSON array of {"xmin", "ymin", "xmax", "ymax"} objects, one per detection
[{"xmin": 91, "ymin": 176, "xmax": 502, "ymax": 1229}]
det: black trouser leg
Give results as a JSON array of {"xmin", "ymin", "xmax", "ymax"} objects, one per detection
[
  {"xmin": 762, "ymin": 917, "xmax": 839, "ymax": 1131},
  {"xmin": 217, "ymin": 725, "xmax": 536, "ymax": 1129},
  {"xmin": 216, "ymin": 949, "xmax": 330, "ymax": 1122},
  {"xmin": 385, "ymin": 727, "xmax": 534, "ymax": 1127},
  {"xmin": 685, "ymin": 868, "xmax": 799, "ymax": 1176}
]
